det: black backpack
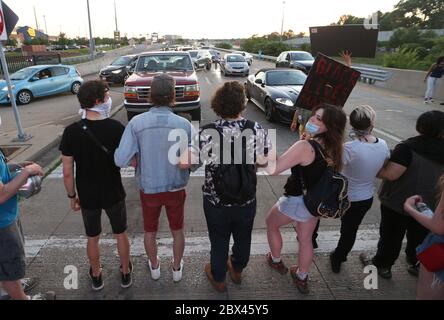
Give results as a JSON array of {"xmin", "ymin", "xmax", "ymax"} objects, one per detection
[
  {"xmin": 299, "ymin": 141, "xmax": 351, "ymax": 219},
  {"xmin": 202, "ymin": 120, "xmax": 257, "ymax": 205}
]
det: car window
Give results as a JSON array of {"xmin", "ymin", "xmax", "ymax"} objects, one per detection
[
  {"xmin": 189, "ymin": 51, "xmax": 198, "ymax": 58},
  {"xmin": 37, "ymin": 68, "xmax": 52, "ymax": 79},
  {"xmin": 137, "ymin": 54, "xmax": 193, "ymax": 71},
  {"xmin": 285, "ymin": 53, "xmax": 291, "ymax": 61},
  {"xmin": 10, "ymin": 68, "xmax": 35, "ymax": 80},
  {"xmin": 111, "ymin": 56, "xmax": 131, "ymax": 66},
  {"xmin": 50, "ymin": 67, "xmax": 69, "ymax": 77},
  {"xmin": 266, "ymin": 70, "xmax": 307, "ymax": 86},
  {"xmin": 290, "ymin": 52, "xmax": 313, "ymax": 61},
  {"xmin": 227, "ymin": 55, "xmax": 246, "ymax": 63}
]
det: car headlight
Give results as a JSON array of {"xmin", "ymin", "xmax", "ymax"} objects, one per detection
[
  {"xmin": 184, "ymin": 84, "xmax": 200, "ymax": 97},
  {"xmin": 112, "ymin": 69, "xmax": 123, "ymax": 74},
  {"xmin": 275, "ymin": 98, "xmax": 294, "ymax": 107},
  {"xmin": 2, "ymin": 87, "xmax": 8, "ymax": 91},
  {"xmin": 124, "ymin": 86, "xmax": 137, "ymax": 99}
]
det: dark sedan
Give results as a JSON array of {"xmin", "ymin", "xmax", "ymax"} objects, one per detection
[
  {"xmin": 276, "ymin": 51, "xmax": 314, "ymax": 74},
  {"xmin": 245, "ymin": 68, "xmax": 307, "ymax": 123},
  {"xmin": 99, "ymin": 54, "xmax": 138, "ymax": 85}
]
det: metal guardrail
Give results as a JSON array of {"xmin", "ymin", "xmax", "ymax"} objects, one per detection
[{"xmin": 352, "ymin": 65, "xmax": 391, "ymax": 84}]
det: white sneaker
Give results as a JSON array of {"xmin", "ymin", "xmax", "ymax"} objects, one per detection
[
  {"xmin": 148, "ymin": 257, "xmax": 161, "ymax": 281},
  {"xmin": 172, "ymin": 259, "xmax": 184, "ymax": 283},
  {"xmin": 424, "ymin": 99, "xmax": 430, "ymax": 104}
]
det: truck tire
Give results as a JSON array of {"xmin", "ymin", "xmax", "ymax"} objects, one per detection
[
  {"xmin": 190, "ymin": 108, "xmax": 201, "ymax": 122},
  {"xmin": 127, "ymin": 111, "xmax": 139, "ymax": 121}
]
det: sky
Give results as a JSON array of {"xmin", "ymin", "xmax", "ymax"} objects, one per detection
[{"xmin": 8, "ymin": 0, "xmax": 399, "ymax": 39}]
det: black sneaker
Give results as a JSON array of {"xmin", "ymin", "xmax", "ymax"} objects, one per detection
[
  {"xmin": 120, "ymin": 261, "xmax": 133, "ymax": 288},
  {"xmin": 30, "ymin": 291, "xmax": 56, "ymax": 300},
  {"xmin": 407, "ymin": 262, "xmax": 420, "ymax": 277},
  {"xmin": 329, "ymin": 251, "xmax": 342, "ymax": 274},
  {"xmin": 89, "ymin": 266, "xmax": 104, "ymax": 291},
  {"xmin": 377, "ymin": 267, "xmax": 392, "ymax": 279},
  {"xmin": 22, "ymin": 277, "xmax": 40, "ymax": 294}
]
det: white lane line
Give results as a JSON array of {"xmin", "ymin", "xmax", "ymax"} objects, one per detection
[
  {"xmin": 24, "ymin": 229, "xmax": 383, "ymax": 258},
  {"xmin": 46, "ymin": 165, "xmax": 291, "ymax": 179},
  {"xmin": 205, "ymin": 77, "xmax": 211, "ymax": 86},
  {"xmin": 373, "ymin": 128, "xmax": 402, "ymax": 143}
]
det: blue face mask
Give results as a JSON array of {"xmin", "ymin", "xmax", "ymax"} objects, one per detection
[{"xmin": 305, "ymin": 121, "xmax": 320, "ymax": 135}]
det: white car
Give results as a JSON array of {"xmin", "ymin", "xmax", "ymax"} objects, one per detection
[
  {"xmin": 220, "ymin": 54, "xmax": 250, "ymax": 77},
  {"xmin": 233, "ymin": 51, "xmax": 253, "ymax": 65}
]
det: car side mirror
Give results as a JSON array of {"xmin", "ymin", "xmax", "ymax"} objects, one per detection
[
  {"xmin": 29, "ymin": 76, "xmax": 40, "ymax": 82},
  {"xmin": 255, "ymin": 78, "xmax": 263, "ymax": 85}
]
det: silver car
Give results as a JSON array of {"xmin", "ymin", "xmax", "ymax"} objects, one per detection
[
  {"xmin": 233, "ymin": 51, "xmax": 254, "ymax": 65},
  {"xmin": 220, "ymin": 54, "xmax": 250, "ymax": 77}
]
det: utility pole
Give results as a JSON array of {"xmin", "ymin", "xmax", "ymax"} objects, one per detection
[
  {"xmin": 280, "ymin": 1, "xmax": 285, "ymax": 42},
  {"xmin": 33, "ymin": 6, "xmax": 39, "ymax": 31},
  {"xmin": 43, "ymin": 15, "xmax": 48, "ymax": 35},
  {"xmin": 86, "ymin": 0, "xmax": 94, "ymax": 59},
  {"xmin": 114, "ymin": 0, "xmax": 118, "ymax": 32}
]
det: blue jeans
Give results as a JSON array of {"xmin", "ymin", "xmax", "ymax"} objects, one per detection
[{"xmin": 203, "ymin": 198, "xmax": 256, "ymax": 282}]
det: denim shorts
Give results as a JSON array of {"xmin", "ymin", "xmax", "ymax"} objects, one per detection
[
  {"xmin": 0, "ymin": 221, "xmax": 26, "ymax": 281},
  {"xmin": 277, "ymin": 195, "xmax": 314, "ymax": 222}
]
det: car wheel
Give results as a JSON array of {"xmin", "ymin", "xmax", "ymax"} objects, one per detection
[
  {"xmin": 265, "ymin": 98, "xmax": 275, "ymax": 122},
  {"xmin": 190, "ymin": 108, "xmax": 201, "ymax": 122},
  {"xmin": 206, "ymin": 63, "xmax": 211, "ymax": 71},
  {"xmin": 71, "ymin": 82, "xmax": 81, "ymax": 94},
  {"xmin": 16, "ymin": 90, "xmax": 33, "ymax": 105},
  {"xmin": 127, "ymin": 111, "xmax": 139, "ymax": 121}
]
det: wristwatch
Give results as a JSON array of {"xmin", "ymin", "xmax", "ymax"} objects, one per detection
[{"xmin": 67, "ymin": 193, "xmax": 77, "ymax": 199}]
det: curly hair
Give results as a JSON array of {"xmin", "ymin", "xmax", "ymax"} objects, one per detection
[
  {"xmin": 312, "ymin": 104, "xmax": 347, "ymax": 172},
  {"xmin": 416, "ymin": 110, "xmax": 444, "ymax": 139},
  {"xmin": 211, "ymin": 81, "xmax": 246, "ymax": 118},
  {"xmin": 77, "ymin": 80, "xmax": 109, "ymax": 109}
]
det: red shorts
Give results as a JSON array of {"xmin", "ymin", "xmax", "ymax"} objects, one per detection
[{"xmin": 140, "ymin": 190, "xmax": 186, "ymax": 232}]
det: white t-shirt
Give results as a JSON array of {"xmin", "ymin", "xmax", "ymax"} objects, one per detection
[{"xmin": 342, "ymin": 138, "xmax": 390, "ymax": 202}]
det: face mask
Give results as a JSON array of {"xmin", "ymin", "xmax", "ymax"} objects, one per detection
[
  {"xmin": 79, "ymin": 97, "xmax": 112, "ymax": 119},
  {"xmin": 305, "ymin": 121, "xmax": 320, "ymax": 135}
]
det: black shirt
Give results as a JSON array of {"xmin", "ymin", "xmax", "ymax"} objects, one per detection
[
  {"xmin": 59, "ymin": 119, "xmax": 126, "ymax": 209},
  {"xmin": 389, "ymin": 143, "xmax": 412, "ymax": 168},
  {"xmin": 284, "ymin": 140, "xmax": 327, "ymax": 197}
]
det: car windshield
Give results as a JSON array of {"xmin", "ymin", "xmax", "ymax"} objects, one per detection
[
  {"xmin": 266, "ymin": 71, "xmax": 307, "ymax": 86},
  {"xmin": 136, "ymin": 54, "xmax": 193, "ymax": 71},
  {"xmin": 227, "ymin": 55, "xmax": 245, "ymax": 63},
  {"xmin": 189, "ymin": 51, "xmax": 198, "ymax": 58},
  {"xmin": 111, "ymin": 56, "xmax": 131, "ymax": 66},
  {"xmin": 291, "ymin": 52, "xmax": 313, "ymax": 61},
  {"xmin": 10, "ymin": 68, "xmax": 35, "ymax": 80}
]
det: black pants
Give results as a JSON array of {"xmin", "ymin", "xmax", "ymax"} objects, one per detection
[
  {"xmin": 203, "ymin": 198, "xmax": 256, "ymax": 282},
  {"xmin": 372, "ymin": 204, "xmax": 429, "ymax": 268},
  {"xmin": 332, "ymin": 198, "xmax": 374, "ymax": 262}
]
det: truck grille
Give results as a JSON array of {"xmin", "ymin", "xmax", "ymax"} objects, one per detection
[{"xmin": 136, "ymin": 86, "xmax": 185, "ymax": 99}]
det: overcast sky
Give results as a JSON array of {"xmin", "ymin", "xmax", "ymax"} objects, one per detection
[{"xmin": 9, "ymin": 0, "xmax": 399, "ymax": 39}]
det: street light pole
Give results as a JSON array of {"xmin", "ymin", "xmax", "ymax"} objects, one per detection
[
  {"xmin": 280, "ymin": 1, "xmax": 286, "ymax": 42},
  {"xmin": 86, "ymin": 0, "xmax": 95, "ymax": 60},
  {"xmin": 43, "ymin": 15, "xmax": 48, "ymax": 35}
]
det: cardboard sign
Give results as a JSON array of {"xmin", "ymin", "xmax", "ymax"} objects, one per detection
[
  {"xmin": 295, "ymin": 53, "xmax": 361, "ymax": 110},
  {"xmin": 310, "ymin": 25, "xmax": 379, "ymax": 58}
]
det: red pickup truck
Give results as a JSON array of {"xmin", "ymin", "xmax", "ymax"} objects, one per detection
[{"xmin": 124, "ymin": 51, "xmax": 201, "ymax": 121}]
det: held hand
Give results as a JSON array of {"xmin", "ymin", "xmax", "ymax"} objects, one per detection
[
  {"xmin": 340, "ymin": 50, "xmax": 352, "ymax": 67},
  {"xmin": 24, "ymin": 163, "xmax": 44, "ymax": 176},
  {"xmin": 70, "ymin": 197, "xmax": 81, "ymax": 212},
  {"xmin": 403, "ymin": 195, "xmax": 422, "ymax": 214}
]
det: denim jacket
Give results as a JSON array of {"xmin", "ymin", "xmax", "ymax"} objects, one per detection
[{"xmin": 115, "ymin": 107, "xmax": 193, "ymax": 194}]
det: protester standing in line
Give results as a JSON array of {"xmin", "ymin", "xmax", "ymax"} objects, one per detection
[
  {"xmin": 330, "ymin": 105, "xmax": 389, "ymax": 273},
  {"xmin": 361, "ymin": 111, "xmax": 444, "ymax": 279},
  {"xmin": 404, "ymin": 174, "xmax": 444, "ymax": 300},
  {"xmin": 60, "ymin": 80, "xmax": 132, "ymax": 291},
  {"xmin": 265, "ymin": 104, "xmax": 346, "ymax": 294},
  {"xmin": 115, "ymin": 74, "xmax": 194, "ymax": 283}
]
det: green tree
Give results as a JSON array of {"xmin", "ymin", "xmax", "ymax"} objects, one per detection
[
  {"xmin": 388, "ymin": 27, "xmax": 422, "ymax": 48},
  {"xmin": 395, "ymin": 0, "xmax": 444, "ymax": 29},
  {"xmin": 336, "ymin": 14, "xmax": 365, "ymax": 25},
  {"xmin": 56, "ymin": 33, "xmax": 69, "ymax": 45}
]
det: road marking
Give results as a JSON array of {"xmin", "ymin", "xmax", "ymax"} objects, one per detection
[
  {"xmin": 205, "ymin": 77, "xmax": 211, "ymax": 86},
  {"xmin": 46, "ymin": 165, "xmax": 291, "ymax": 179},
  {"xmin": 24, "ymin": 228, "xmax": 383, "ymax": 258},
  {"xmin": 373, "ymin": 127, "xmax": 402, "ymax": 143}
]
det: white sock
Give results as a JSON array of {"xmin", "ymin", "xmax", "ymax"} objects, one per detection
[
  {"xmin": 271, "ymin": 255, "xmax": 281, "ymax": 263},
  {"xmin": 297, "ymin": 269, "xmax": 308, "ymax": 280}
]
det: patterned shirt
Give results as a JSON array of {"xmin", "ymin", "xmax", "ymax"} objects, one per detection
[{"xmin": 194, "ymin": 118, "xmax": 272, "ymax": 206}]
